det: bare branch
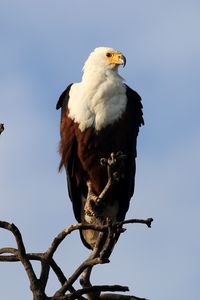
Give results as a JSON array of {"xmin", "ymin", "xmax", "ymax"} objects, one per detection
[
  {"xmin": 0, "ymin": 218, "xmax": 152, "ymax": 300},
  {"xmin": 0, "ymin": 217, "xmax": 152, "ymax": 300},
  {"xmin": 69, "ymin": 284, "xmax": 129, "ymax": 299},
  {"xmin": 0, "ymin": 247, "xmax": 18, "ymax": 255},
  {"xmin": 0, "ymin": 221, "xmax": 41, "ymax": 294},
  {"xmin": 99, "ymin": 220, "xmax": 116, "ymax": 261},
  {"xmin": 45, "ymin": 223, "xmax": 108, "ymax": 259},
  {"xmin": 100, "ymin": 294, "xmax": 149, "ymax": 300},
  {"xmin": 53, "ymin": 256, "xmax": 108, "ymax": 297},
  {"xmin": 0, "ymin": 149, "xmax": 152, "ymax": 300},
  {"xmin": 116, "ymin": 218, "xmax": 154, "ymax": 229},
  {"xmin": 0, "ymin": 123, "xmax": 4, "ymax": 135}
]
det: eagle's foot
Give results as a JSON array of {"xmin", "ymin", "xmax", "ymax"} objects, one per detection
[
  {"xmin": 100, "ymin": 151, "xmax": 126, "ymax": 167},
  {"xmin": 84, "ymin": 196, "xmax": 104, "ymax": 218},
  {"xmin": 100, "ymin": 151, "xmax": 126, "ymax": 182},
  {"xmin": 84, "ymin": 198, "xmax": 97, "ymax": 217},
  {"xmin": 86, "ymin": 181, "xmax": 105, "ymax": 217}
]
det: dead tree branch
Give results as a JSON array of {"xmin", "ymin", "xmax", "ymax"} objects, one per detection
[
  {"xmin": 0, "ymin": 152, "xmax": 153, "ymax": 299},
  {"xmin": 0, "ymin": 123, "xmax": 4, "ymax": 135},
  {"xmin": 0, "ymin": 218, "xmax": 152, "ymax": 299},
  {"xmin": 100, "ymin": 294, "xmax": 149, "ymax": 300},
  {"xmin": 0, "ymin": 221, "xmax": 47, "ymax": 300},
  {"xmin": 67, "ymin": 285, "xmax": 129, "ymax": 299}
]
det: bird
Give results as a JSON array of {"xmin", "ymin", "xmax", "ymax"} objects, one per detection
[{"xmin": 56, "ymin": 47, "xmax": 144, "ymax": 249}]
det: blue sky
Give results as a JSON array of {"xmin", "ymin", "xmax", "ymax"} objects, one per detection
[{"xmin": 0, "ymin": 0, "xmax": 200, "ymax": 299}]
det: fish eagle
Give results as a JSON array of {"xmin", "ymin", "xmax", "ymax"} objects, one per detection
[{"xmin": 57, "ymin": 47, "xmax": 144, "ymax": 249}]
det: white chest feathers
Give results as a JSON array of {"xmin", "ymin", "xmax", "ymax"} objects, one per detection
[{"xmin": 68, "ymin": 73, "xmax": 127, "ymax": 132}]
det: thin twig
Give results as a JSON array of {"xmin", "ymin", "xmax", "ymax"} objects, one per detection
[
  {"xmin": 116, "ymin": 218, "xmax": 154, "ymax": 229},
  {"xmin": 99, "ymin": 220, "xmax": 116, "ymax": 261},
  {"xmin": 46, "ymin": 223, "xmax": 109, "ymax": 259},
  {"xmin": 0, "ymin": 247, "xmax": 18, "ymax": 255},
  {"xmin": 0, "ymin": 252, "xmax": 43, "ymax": 262},
  {"xmin": 100, "ymin": 294, "xmax": 149, "ymax": 300},
  {"xmin": 69, "ymin": 284, "xmax": 129, "ymax": 299},
  {"xmin": 53, "ymin": 256, "xmax": 109, "ymax": 297},
  {"xmin": 0, "ymin": 250, "xmax": 77, "ymax": 294}
]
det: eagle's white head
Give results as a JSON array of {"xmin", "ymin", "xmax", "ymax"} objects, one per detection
[
  {"xmin": 68, "ymin": 47, "xmax": 127, "ymax": 131},
  {"xmin": 82, "ymin": 47, "xmax": 126, "ymax": 77}
]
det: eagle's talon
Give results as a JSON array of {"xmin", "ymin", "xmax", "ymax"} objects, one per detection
[
  {"xmin": 85, "ymin": 207, "xmax": 95, "ymax": 217},
  {"xmin": 84, "ymin": 199, "xmax": 96, "ymax": 217},
  {"xmin": 84, "ymin": 196, "xmax": 105, "ymax": 218},
  {"xmin": 108, "ymin": 157, "xmax": 116, "ymax": 166},
  {"xmin": 100, "ymin": 158, "xmax": 107, "ymax": 166},
  {"xmin": 113, "ymin": 171, "xmax": 120, "ymax": 181}
]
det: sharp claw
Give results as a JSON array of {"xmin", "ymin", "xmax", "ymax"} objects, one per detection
[{"xmin": 100, "ymin": 158, "xmax": 107, "ymax": 166}]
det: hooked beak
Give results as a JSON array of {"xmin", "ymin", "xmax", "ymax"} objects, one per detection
[
  {"xmin": 122, "ymin": 55, "xmax": 126, "ymax": 67},
  {"xmin": 107, "ymin": 51, "xmax": 127, "ymax": 68}
]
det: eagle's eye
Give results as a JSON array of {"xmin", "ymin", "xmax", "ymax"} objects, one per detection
[{"xmin": 106, "ymin": 52, "xmax": 112, "ymax": 58}]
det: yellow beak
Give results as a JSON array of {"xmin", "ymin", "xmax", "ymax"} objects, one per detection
[{"xmin": 107, "ymin": 52, "xmax": 126, "ymax": 67}]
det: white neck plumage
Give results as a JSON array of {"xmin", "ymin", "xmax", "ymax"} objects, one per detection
[{"xmin": 68, "ymin": 67, "xmax": 127, "ymax": 132}]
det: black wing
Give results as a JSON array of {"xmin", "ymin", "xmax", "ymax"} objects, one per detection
[
  {"xmin": 56, "ymin": 83, "xmax": 83, "ymax": 222},
  {"xmin": 116, "ymin": 84, "xmax": 144, "ymax": 221}
]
